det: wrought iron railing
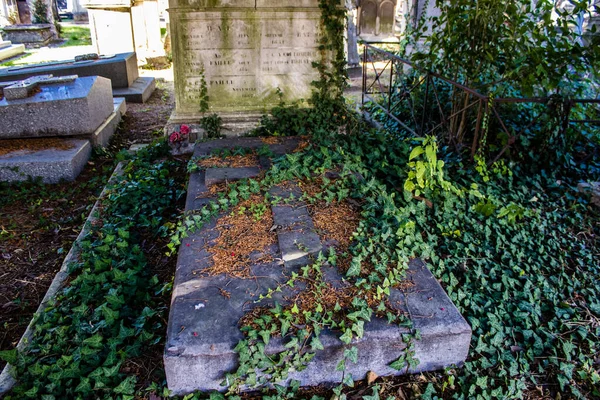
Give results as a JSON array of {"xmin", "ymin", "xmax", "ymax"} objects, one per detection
[{"xmin": 361, "ymin": 43, "xmax": 600, "ymax": 163}]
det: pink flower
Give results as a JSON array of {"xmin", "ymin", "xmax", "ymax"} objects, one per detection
[
  {"xmin": 180, "ymin": 124, "xmax": 190, "ymax": 135},
  {"xmin": 169, "ymin": 132, "xmax": 180, "ymax": 143}
]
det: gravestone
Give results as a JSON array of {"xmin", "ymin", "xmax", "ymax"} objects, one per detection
[
  {"xmin": 0, "ymin": 75, "xmax": 113, "ymax": 138},
  {"xmin": 0, "ymin": 33, "xmax": 26, "ymax": 62},
  {"xmin": 0, "ymin": 52, "xmax": 156, "ymax": 103},
  {"xmin": 357, "ymin": 0, "xmax": 398, "ymax": 40},
  {"xmin": 163, "ymin": 138, "xmax": 472, "ymax": 394},
  {"xmin": 82, "ymin": 0, "xmax": 166, "ymax": 64},
  {"xmin": 0, "ymin": 74, "xmax": 124, "ymax": 182},
  {"xmin": 168, "ymin": 0, "xmax": 335, "ymax": 135}
]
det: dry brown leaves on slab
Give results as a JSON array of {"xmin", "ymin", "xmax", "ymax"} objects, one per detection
[
  {"xmin": 293, "ymin": 136, "xmax": 311, "ymax": 153},
  {"xmin": 0, "ymin": 138, "xmax": 75, "ymax": 156},
  {"xmin": 260, "ymin": 136, "xmax": 282, "ymax": 145},
  {"xmin": 196, "ymin": 153, "xmax": 259, "ymax": 168},
  {"xmin": 310, "ymin": 199, "xmax": 362, "ymax": 273},
  {"xmin": 205, "ymin": 194, "xmax": 276, "ymax": 278}
]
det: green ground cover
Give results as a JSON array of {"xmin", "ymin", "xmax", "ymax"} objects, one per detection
[{"xmin": 59, "ymin": 25, "xmax": 91, "ymax": 48}]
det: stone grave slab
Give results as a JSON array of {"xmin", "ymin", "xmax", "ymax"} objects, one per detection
[
  {"xmin": 0, "ymin": 139, "xmax": 91, "ymax": 183},
  {"xmin": 114, "ymin": 97, "xmax": 127, "ymax": 116},
  {"xmin": 194, "ymin": 137, "xmax": 301, "ymax": 157},
  {"xmin": 0, "ymin": 52, "xmax": 138, "ymax": 89},
  {"xmin": 0, "ymin": 35, "xmax": 25, "ymax": 62},
  {"xmin": 0, "ymin": 75, "xmax": 113, "ymax": 139},
  {"xmin": 164, "ymin": 148, "xmax": 471, "ymax": 394},
  {"xmin": 270, "ymin": 185, "xmax": 322, "ymax": 266},
  {"xmin": 92, "ymin": 111, "xmax": 121, "ymax": 147},
  {"xmin": 204, "ymin": 167, "xmax": 261, "ymax": 187},
  {"xmin": 112, "ymin": 76, "xmax": 156, "ymax": 103},
  {"xmin": 0, "ymin": 53, "xmax": 155, "ymax": 103}
]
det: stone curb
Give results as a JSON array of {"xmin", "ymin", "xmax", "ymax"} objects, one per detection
[{"xmin": 0, "ymin": 162, "xmax": 126, "ymax": 395}]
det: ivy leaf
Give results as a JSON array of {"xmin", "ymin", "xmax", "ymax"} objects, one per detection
[
  {"xmin": 285, "ymin": 337, "xmax": 299, "ymax": 348},
  {"xmin": 347, "ymin": 259, "xmax": 361, "ymax": 277},
  {"xmin": 113, "ymin": 376, "xmax": 137, "ymax": 395},
  {"xmin": 389, "ymin": 356, "xmax": 406, "ymax": 370},
  {"xmin": 343, "ymin": 346, "xmax": 358, "ymax": 364},
  {"xmin": 311, "ymin": 336, "xmax": 324, "ymax": 351},
  {"xmin": 0, "ymin": 349, "xmax": 17, "ymax": 365},
  {"xmin": 339, "ymin": 329, "xmax": 353, "ymax": 344},
  {"xmin": 82, "ymin": 334, "xmax": 103, "ymax": 348}
]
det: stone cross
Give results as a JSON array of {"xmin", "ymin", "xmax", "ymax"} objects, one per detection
[{"xmin": 0, "ymin": 74, "xmax": 78, "ymax": 100}]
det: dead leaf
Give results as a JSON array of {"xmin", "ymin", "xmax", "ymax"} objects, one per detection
[
  {"xmin": 397, "ymin": 387, "xmax": 407, "ymax": 400},
  {"xmin": 366, "ymin": 370, "xmax": 378, "ymax": 385}
]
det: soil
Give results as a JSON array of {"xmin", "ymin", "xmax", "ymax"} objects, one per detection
[
  {"xmin": 0, "ymin": 79, "xmax": 176, "ymax": 372},
  {"xmin": 0, "ymin": 138, "xmax": 75, "ymax": 156}
]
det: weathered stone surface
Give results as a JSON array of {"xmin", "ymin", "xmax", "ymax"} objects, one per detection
[
  {"xmin": 91, "ymin": 111, "xmax": 121, "ymax": 147},
  {"xmin": 85, "ymin": 0, "xmax": 165, "ymax": 61},
  {"xmin": 577, "ymin": 182, "xmax": 600, "ymax": 207},
  {"xmin": 169, "ymin": 0, "xmax": 328, "ymax": 133},
  {"xmin": 194, "ymin": 137, "xmax": 300, "ymax": 157},
  {"xmin": 165, "ymin": 153, "xmax": 471, "ymax": 394},
  {"xmin": 3, "ymin": 75, "xmax": 76, "ymax": 100},
  {"xmin": 270, "ymin": 185, "xmax": 322, "ymax": 265},
  {"xmin": 1, "ymin": 24, "xmax": 56, "ymax": 47},
  {"xmin": 0, "ymin": 42, "xmax": 25, "ymax": 62},
  {"xmin": 165, "ymin": 253, "xmax": 471, "ymax": 394},
  {"xmin": 0, "ymin": 139, "xmax": 91, "ymax": 183},
  {"xmin": 113, "ymin": 97, "xmax": 127, "ymax": 116},
  {"xmin": 0, "ymin": 76, "xmax": 113, "ymax": 139},
  {"xmin": 204, "ymin": 167, "xmax": 261, "ymax": 187},
  {"xmin": 112, "ymin": 76, "xmax": 156, "ymax": 103},
  {"xmin": 0, "ymin": 52, "xmax": 139, "ymax": 89}
]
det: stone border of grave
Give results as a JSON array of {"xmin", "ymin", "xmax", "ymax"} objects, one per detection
[{"xmin": 0, "ymin": 161, "xmax": 126, "ymax": 394}]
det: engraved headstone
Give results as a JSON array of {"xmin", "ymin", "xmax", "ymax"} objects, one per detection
[{"xmin": 168, "ymin": 0, "xmax": 336, "ymax": 134}]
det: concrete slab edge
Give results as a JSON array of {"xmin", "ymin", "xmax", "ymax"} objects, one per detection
[
  {"xmin": 91, "ymin": 111, "xmax": 121, "ymax": 148},
  {"xmin": 0, "ymin": 162, "xmax": 126, "ymax": 394}
]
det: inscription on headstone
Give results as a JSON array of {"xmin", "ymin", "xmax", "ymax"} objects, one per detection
[{"xmin": 169, "ymin": 1, "xmax": 332, "ymax": 128}]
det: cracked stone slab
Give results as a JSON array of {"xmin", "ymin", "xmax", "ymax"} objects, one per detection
[
  {"xmin": 165, "ymin": 256, "xmax": 471, "ymax": 395},
  {"xmin": 204, "ymin": 167, "xmax": 261, "ymax": 187},
  {"xmin": 165, "ymin": 153, "xmax": 471, "ymax": 395},
  {"xmin": 270, "ymin": 184, "xmax": 322, "ymax": 266}
]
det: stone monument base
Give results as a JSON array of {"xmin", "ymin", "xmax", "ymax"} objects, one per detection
[
  {"xmin": 0, "ymin": 41, "xmax": 25, "ymax": 62},
  {"xmin": 0, "ymin": 139, "xmax": 91, "ymax": 183},
  {"xmin": 168, "ymin": 111, "xmax": 264, "ymax": 137},
  {"xmin": 2, "ymin": 24, "xmax": 57, "ymax": 48}
]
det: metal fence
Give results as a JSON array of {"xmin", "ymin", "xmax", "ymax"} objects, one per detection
[{"xmin": 361, "ymin": 43, "xmax": 600, "ymax": 163}]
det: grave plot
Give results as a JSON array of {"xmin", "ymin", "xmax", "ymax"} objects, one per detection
[
  {"xmin": 0, "ymin": 75, "xmax": 125, "ymax": 183},
  {"xmin": 165, "ymin": 138, "xmax": 471, "ymax": 395}
]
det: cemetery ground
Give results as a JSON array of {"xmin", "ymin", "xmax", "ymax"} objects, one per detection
[
  {"xmin": 0, "ymin": 80, "xmax": 174, "ymax": 370},
  {"xmin": 0, "ymin": 88, "xmax": 599, "ymax": 399},
  {"xmin": 0, "ymin": 73, "xmax": 599, "ymax": 400}
]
